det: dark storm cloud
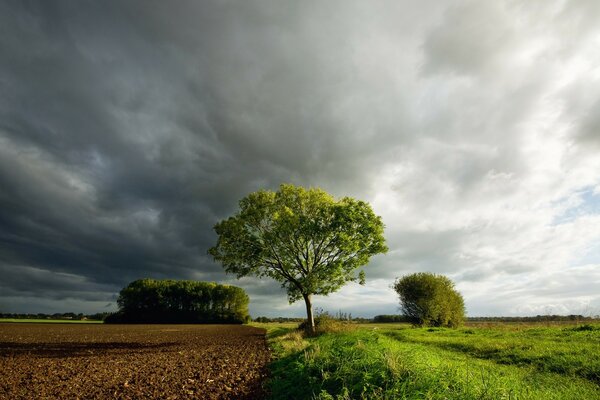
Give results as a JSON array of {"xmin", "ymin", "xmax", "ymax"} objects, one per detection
[
  {"xmin": 0, "ymin": 264, "xmax": 112, "ymax": 301},
  {"xmin": 2, "ymin": 1, "xmax": 600, "ymax": 317},
  {"xmin": 0, "ymin": 0, "xmax": 256, "ymax": 308},
  {"xmin": 0, "ymin": 0, "xmax": 415, "ymax": 313}
]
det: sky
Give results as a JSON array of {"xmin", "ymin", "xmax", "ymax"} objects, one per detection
[{"xmin": 1, "ymin": 0, "xmax": 600, "ymax": 318}]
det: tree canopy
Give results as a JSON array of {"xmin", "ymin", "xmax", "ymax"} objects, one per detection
[
  {"xmin": 393, "ymin": 272, "xmax": 465, "ymax": 328},
  {"xmin": 105, "ymin": 279, "xmax": 249, "ymax": 324},
  {"xmin": 209, "ymin": 184, "xmax": 387, "ymax": 333}
]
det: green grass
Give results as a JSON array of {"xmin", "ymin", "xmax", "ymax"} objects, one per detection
[
  {"xmin": 257, "ymin": 322, "xmax": 600, "ymax": 399},
  {"xmin": 0, "ymin": 318, "xmax": 103, "ymax": 324},
  {"xmin": 384, "ymin": 325, "xmax": 600, "ymax": 384}
]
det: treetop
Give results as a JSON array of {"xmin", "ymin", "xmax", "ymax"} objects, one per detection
[{"xmin": 209, "ymin": 184, "xmax": 387, "ymax": 303}]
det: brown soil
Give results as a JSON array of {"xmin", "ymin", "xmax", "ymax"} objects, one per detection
[{"xmin": 0, "ymin": 324, "xmax": 270, "ymax": 399}]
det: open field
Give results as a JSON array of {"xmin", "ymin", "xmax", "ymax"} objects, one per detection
[
  {"xmin": 3, "ymin": 321, "xmax": 598, "ymax": 399},
  {"xmin": 0, "ymin": 323, "xmax": 270, "ymax": 399},
  {"xmin": 259, "ymin": 322, "xmax": 600, "ymax": 399}
]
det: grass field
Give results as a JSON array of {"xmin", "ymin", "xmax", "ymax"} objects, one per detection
[
  {"xmin": 256, "ymin": 322, "xmax": 600, "ymax": 399},
  {"xmin": 0, "ymin": 318, "xmax": 103, "ymax": 324}
]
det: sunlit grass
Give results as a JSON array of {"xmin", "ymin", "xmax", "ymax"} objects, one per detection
[
  {"xmin": 263, "ymin": 322, "xmax": 600, "ymax": 399},
  {"xmin": 384, "ymin": 324, "xmax": 600, "ymax": 384}
]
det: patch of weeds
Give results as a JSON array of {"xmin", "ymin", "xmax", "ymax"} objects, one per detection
[
  {"xmin": 568, "ymin": 324, "xmax": 599, "ymax": 332},
  {"xmin": 298, "ymin": 313, "xmax": 356, "ymax": 337},
  {"xmin": 427, "ymin": 327, "xmax": 447, "ymax": 332}
]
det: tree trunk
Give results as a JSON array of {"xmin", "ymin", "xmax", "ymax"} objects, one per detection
[{"xmin": 303, "ymin": 293, "xmax": 315, "ymax": 334}]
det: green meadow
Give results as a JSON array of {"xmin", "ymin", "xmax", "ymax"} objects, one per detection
[{"xmin": 259, "ymin": 322, "xmax": 600, "ymax": 400}]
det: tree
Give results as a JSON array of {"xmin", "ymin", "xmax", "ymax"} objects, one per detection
[
  {"xmin": 393, "ymin": 272, "xmax": 465, "ymax": 327},
  {"xmin": 106, "ymin": 279, "xmax": 249, "ymax": 324},
  {"xmin": 208, "ymin": 184, "xmax": 388, "ymax": 333}
]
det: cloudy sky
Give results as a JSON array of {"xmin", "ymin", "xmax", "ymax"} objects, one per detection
[{"xmin": 1, "ymin": 0, "xmax": 599, "ymax": 318}]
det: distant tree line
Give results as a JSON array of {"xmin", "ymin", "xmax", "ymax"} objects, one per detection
[
  {"xmin": 467, "ymin": 315, "xmax": 599, "ymax": 322},
  {"xmin": 369, "ymin": 315, "xmax": 599, "ymax": 323},
  {"xmin": 253, "ymin": 316, "xmax": 305, "ymax": 323},
  {"xmin": 105, "ymin": 279, "xmax": 250, "ymax": 324},
  {"xmin": 253, "ymin": 312, "xmax": 372, "ymax": 324},
  {"xmin": 372, "ymin": 314, "xmax": 412, "ymax": 323},
  {"xmin": 0, "ymin": 312, "xmax": 109, "ymax": 321},
  {"xmin": 5, "ymin": 311, "xmax": 596, "ymax": 324}
]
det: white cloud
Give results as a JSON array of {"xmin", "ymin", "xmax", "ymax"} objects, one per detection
[{"xmin": 2, "ymin": 0, "xmax": 600, "ymax": 317}]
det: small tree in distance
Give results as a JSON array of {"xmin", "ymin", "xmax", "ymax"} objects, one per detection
[
  {"xmin": 209, "ymin": 184, "xmax": 388, "ymax": 334},
  {"xmin": 393, "ymin": 272, "xmax": 465, "ymax": 327}
]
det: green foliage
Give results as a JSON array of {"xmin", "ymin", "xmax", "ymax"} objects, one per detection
[
  {"xmin": 393, "ymin": 272, "xmax": 465, "ymax": 328},
  {"xmin": 372, "ymin": 314, "xmax": 411, "ymax": 323},
  {"xmin": 106, "ymin": 279, "xmax": 249, "ymax": 324},
  {"xmin": 569, "ymin": 323, "xmax": 600, "ymax": 332},
  {"xmin": 265, "ymin": 323, "xmax": 600, "ymax": 399},
  {"xmin": 209, "ymin": 184, "xmax": 387, "ymax": 330},
  {"xmin": 297, "ymin": 311, "xmax": 355, "ymax": 336}
]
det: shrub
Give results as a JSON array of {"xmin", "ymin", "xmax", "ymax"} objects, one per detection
[
  {"xmin": 393, "ymin": 272, "xmax": 465, "ymax": 328},
  {"xmin": 568, "ymin": 324, "xmax": 599, "ymax": 332},
  {"xmin": 298, "ymin": 312, "xmax": 355, "ymax": 337}
]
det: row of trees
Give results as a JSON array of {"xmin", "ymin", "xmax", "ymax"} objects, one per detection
[
  {"xmin": 373, "ymin": 314, "xmax": 412, "ymax": 323},
  {"xmin": 106, "ymin": 279, "xmax": 249, "ymax": 324},
  {"xmin": 0, "ymin": 312, "xmax": 109, "ymax": 321},
  {"xmin": 468, "ymin": 315, "xmax": 599, "ymax": 322},
  {"xmin": 86, "ymin": 185, "xmax": 464, "ymax": 328}
]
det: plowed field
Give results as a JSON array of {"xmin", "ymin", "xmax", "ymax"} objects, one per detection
[{"xmin": 0, "ymin": 324, "xmax": 270, "ymax": 399}]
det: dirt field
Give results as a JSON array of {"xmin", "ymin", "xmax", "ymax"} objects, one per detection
[{"xmin": 0, "ymin": 323, "xmax": 270, "ymax": 399}]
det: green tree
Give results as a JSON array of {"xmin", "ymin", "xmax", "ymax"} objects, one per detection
[
  {"xmin": 209, "ymin": 184, "xmax": 388, "ymax": 333},
  {"xmin": 108, "ymin": 279, "xmax": 249, "ymax": 323},
  {"xmin": 393, "ymin": 272, "xmax": 465, "ymax": 327}
]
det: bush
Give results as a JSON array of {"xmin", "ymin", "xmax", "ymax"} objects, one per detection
[
  {"xmin": 298, "ymin": 312, "xmax": 355, "ymax": 337},
  {"xmin": 568, "ymin": 324, "xmax": 599, "ymax": 332},
  {"xmin": 393, "ymin": 272, "xmax": 465, "ymax": 328}
]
